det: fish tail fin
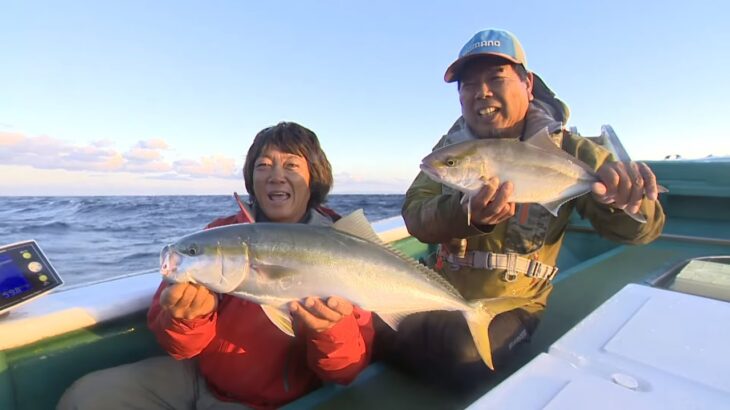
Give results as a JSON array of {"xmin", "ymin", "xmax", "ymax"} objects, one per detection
[
  {"xmin": 463, "ymin": 301, "xmax": 495, "ymax": 370},
  {"xmin": 464, "ymin": 297, "xmax": 534, "ymax": 370}
]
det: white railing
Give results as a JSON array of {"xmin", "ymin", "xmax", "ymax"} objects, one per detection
[{"xmin": 0, "ymin": 216, "xmax": 410, "ymax": 351}]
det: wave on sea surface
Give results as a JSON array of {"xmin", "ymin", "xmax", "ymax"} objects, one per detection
[{"xmin": 0, "ymin": 195, "xmax": 404, "ymax": 286}]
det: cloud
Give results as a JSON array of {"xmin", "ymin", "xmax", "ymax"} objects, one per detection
[
  {"xmin": 333, "ymin": 172, "xmax": 410, "ymax": 194},
  {"xmin": 173, "ymin": 155, "xmax": 239, "ymax": 179},
  {"xmin": 0, "ymin": 131, "xmax": 25, "ymax": 145},
  {"xmin": 123, "ymin": 140, "xmax": 172, "ymax": 172},
  {"xmin": 0, "ymin": 130, "xmax": 238, "ymax": 179},
  {"xmin": 91, "ymin": 139, "xmax": 115, "ymax": 148},
  {"xmin": 136, "ymin": 139, "xmax": 168, "ymax": 150},
  {"xmin": 144, "ymin": 173, "xmax": 195, "ymax": 181}
]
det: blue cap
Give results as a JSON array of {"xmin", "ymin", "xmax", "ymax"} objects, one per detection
[{"xmin": 444, "ymin": 29, "xmax": 527, "ymax": 83}]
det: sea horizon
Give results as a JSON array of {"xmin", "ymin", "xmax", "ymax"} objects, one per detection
[{"xmin": 0, "ymin": 195, "xmax": 406, "ymax": 286}]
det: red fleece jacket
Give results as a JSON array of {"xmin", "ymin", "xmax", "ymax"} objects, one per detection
[{"xmin": 148, "ymin": 209, "xmax": 374, "ymax": 409}]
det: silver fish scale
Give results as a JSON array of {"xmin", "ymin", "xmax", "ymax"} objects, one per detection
[
  {"xmin": 176, "ymin": 223, "xmax": 469, "ymax": 314},
  {"xmin": 424, "ymin": 138, "xmax": 598, "ymax": 207}
]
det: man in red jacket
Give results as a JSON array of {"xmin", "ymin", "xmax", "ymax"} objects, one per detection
[{"xmin": 59, "ymin": 122, "xmax": 373, "ymax": 409}]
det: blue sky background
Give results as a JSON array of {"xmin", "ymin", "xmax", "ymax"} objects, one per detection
[{"xmin": 2, "ymin": 0, "xmax": 728, "ymax": 195}]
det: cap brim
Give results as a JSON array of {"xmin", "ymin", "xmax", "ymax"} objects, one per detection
[{"xmin": 444, "ymin": 53, "xmax": 521, "ymax": 83}]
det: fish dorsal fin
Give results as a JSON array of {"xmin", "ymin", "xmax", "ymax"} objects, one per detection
[
  {"xmin": 261, "ymin": 304, "xmax": 295, "ymax": 337},
  {"xmin": 335, "ymin": 209, "xmax": 464, "ymax": 299},
  {"xmin": 525, "ymin": 127, "xmax": 596, "ymax": 175},
  {"xmin": 333, "ymin": 209, "xmax": 420, "ymax": 265},
  {"xmin": 524, "ymin": 126, "xmax": 559, "ymax": 151},
  {"xmin": 409, "ymin": 256, "xmax": 464, "ymax": 299},
  {"xmin": 333, "ymin": 209, "xmax": 386, "ymax": 245}
]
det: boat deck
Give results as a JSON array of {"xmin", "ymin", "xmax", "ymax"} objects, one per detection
[
  {"xmin": 2, "ymin": 159, "xmax": 729, "ymax": 409},
  {"xmin": 282, "ymin": 225, "xmax": 730, "ymax": 409}
]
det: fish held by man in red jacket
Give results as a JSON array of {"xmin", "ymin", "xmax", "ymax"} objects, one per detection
[{"xmin": 160, "ymin": 209, "xmax": 523, "ymax": 370}]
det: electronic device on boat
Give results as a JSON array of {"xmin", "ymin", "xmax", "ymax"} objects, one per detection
[{"xmin": 0, "ymin": 240, "xmax": 63, "ymax": 316}]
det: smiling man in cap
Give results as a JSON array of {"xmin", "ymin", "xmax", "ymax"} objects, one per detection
[{"xmin": 376, "ymin": 29, "xmax": 665, "ymax": 388}]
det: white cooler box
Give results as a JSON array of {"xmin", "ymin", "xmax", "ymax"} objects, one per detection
[{"xmin": 469, "ymin": 284, "xmax": 730, "ymax": 410}]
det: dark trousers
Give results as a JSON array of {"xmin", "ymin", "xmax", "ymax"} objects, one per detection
[{"xmin": 373, "ymin": 309, "xmax": 537, "ymax": 390}]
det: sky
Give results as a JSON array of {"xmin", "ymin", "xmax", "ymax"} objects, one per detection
[{"xmin": 2, "ymin": 0, "xmax": 729, "ymax": 195}]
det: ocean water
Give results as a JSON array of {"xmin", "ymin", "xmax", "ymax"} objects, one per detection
[{"xmin": 0, "ymin": 195, "xmax": 404, "ymax": 286}]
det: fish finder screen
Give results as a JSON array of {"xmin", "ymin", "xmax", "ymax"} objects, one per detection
[
  {"xmin": 0, "ymin": 254, "xmax": 32, "ymax": 299},
  {"xmin": 0, "ymin": 241, "xmax": 63, "ymax": 314}
]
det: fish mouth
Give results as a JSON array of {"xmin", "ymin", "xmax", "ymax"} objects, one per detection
[
  {"xmin": 419, "ymin": 163, "xmax": 443, "ymax": 180},
  {"xmin": 160, "ymin": 245, "xmax": 181, "ymax": 278}
]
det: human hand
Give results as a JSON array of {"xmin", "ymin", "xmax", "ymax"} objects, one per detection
[
  {"xmin": 289, "ymin": 296, "xmax": 354, "ymax": 333},
  {"xmin": 592, "ymin": 161, "xmax": 659, "ymax": 214},
  {"xmin": 160, "ymin": 282, "xmax": 217, "ymax": 320},
  {"xmin": 465, "ymin": 177, "xmax": 516, "ymax": 226}
]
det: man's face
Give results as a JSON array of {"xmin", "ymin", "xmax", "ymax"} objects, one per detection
[{"xmin": 458, "ymin": 59, "xmax": 533, "ymax": 139}]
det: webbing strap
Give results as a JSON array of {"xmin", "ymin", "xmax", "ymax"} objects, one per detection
[{"xmin": 445, "ymin": 251, "xmax": 558, "ymax": 282}]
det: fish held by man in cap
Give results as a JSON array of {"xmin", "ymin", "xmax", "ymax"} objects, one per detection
[
  {"xmin": 160, "ymin": 210, "xmax": 524, "ymax": 369},
  {"xmin": 419, "ymin": 127, "xmax": 667, "ymax": 223}
]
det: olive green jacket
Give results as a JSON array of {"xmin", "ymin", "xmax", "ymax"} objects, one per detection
[{"xmin": 402, "ymin": 104, "xmax": 665, "ymax": 316}]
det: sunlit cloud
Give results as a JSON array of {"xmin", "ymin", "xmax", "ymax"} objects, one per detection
[
  {"xmin": 0, "ymin": 131, "xmax": 237, "ymax": 178},
  {"xmin": 173, "ymin": 155, "xmax": 239, "ymax": 179},
  {"xmin": 137, "ymin": 139, "xmax": 169, "ymax": 150},
  {"xmin": 333, "ymin": 172, "xmax": 409, "ymax": 194},
  {"xmin": 123, "ymin": 140, "xmax": 172, "ymax": 172},
  {"xmin": 0, "ymin": 131, "xmax": 25, "ymax": 146},
  {"xmin": 90, "ymin": 139, "xmax": 115, "ymax": 148},
  {"xmin": 1, "ymin": 131, "xmax": 414, "ymax": 194}
]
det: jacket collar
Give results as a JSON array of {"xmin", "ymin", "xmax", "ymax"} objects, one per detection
[
  {"xmin": 251, "ymin": 203, "xmax": 332, "ymax": 227},
  {"xmin": 444, "ymin": 103, "xmax": 563, "ymax": 146}
]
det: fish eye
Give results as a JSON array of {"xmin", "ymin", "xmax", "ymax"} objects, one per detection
[
  {"xmin": 187, "ymin": 244, "xmax": 199, "ymax": 256},
  {"xmin": 445, "ymin": 158, "xmax": 457, "ymax": 167}
]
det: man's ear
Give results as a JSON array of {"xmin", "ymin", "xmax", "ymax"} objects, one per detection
[{"xmin": 526, "ymin": 71, "xmax": 535, "ymax": 101}]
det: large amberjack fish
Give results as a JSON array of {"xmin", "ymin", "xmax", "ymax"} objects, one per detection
[
  {"xmin": 420, "ymin": 127, "xmax": 655, "ymax": 223},
  {"xmin": 160, "ymin": 210, "xmax": 525, "ymax": 369}
]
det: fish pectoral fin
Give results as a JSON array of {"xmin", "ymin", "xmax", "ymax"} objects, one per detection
[
  {"xmin": 261, "ymin": 304, "xmax": 295, "ymax": 337},
  {"xmin": 623, "ymin": 208, "xmax": 647, "ymax": 224},
  {"xmin": 459, "ymin": 193, "xmax": 470, "ymax": 206},
  {"xmin": 459, "ymin": 194, "xmax": 472, "ymax": 226},
  {"xmin": 376, "ymin": 312, "xmax": 412, "ymax": 330},
  {"xmin": 333, "ymin": 209, "xmax": 385, "ymax": 245},
  {"xmin": 253, "ymin": 263, "xmax": 298, "ymax": 280}
]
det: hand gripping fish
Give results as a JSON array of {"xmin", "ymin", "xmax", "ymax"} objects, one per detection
[
  {"xmin": 419, "ymin": 127, "xmax": 664, "ymax": 223},
  {"xmin": 160, "ymin": 210, "xmax": 526, "ymax": 369}
]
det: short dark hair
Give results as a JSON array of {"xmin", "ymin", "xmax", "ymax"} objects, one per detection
[
  {"xmin": 243, "ymin": 122, "xmax": 333, "ymax": 208},
  {"xmin": 513, "ymin": 64, "xmax": 529, "ymax": 81}
]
